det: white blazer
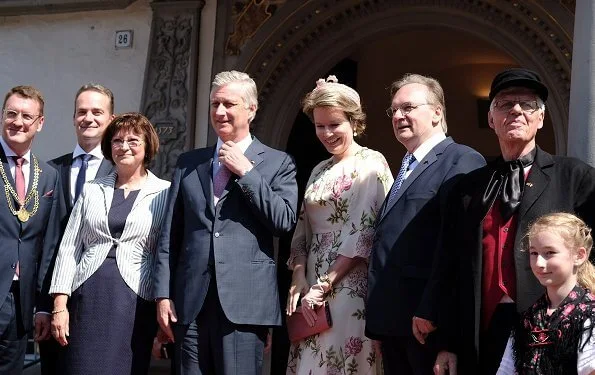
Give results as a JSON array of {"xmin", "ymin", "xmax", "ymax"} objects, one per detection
[{"xmin": 50, "ymin": 170, "xmax": 170, "ymax": 300}]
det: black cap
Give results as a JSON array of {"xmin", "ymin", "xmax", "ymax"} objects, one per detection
[{"xmin": 489, "ymin": 68, "xmax": 548, "ymax": 102}]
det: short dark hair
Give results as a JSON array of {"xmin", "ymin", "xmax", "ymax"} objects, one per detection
[
  {"xmin": 3, "ymin": 85, "xmax": 45, "ymax": 115},
  {"xmin": 74, "ymin": 83, "xmax": 115, "ymax": 115},
  {"xmin": 101, "ymin": 112, "xmax": 160, "ymax": 168}
]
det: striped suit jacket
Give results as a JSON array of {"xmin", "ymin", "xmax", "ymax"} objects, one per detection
[{"xmin": 49, "ymin": 171, "xmax": 170, "ymax": 300}]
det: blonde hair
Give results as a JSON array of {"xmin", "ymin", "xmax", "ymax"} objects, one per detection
[
  {"xmin": 302, "ymin": 75, "xmax": 366, "ymax": 136},
  {"xmin": 526, "ymin": 212, "xmax": 595, "ymax": 291}
]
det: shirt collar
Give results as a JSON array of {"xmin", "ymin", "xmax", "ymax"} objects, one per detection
[
  {"xmin": 73, "ymin": 143, "xmax": 104, "ymax": 160},
  {"xmin": 0, "ymin": 137, "xmax": 31, "ymax": 163},
  {"xmin": 214, "ymin": 134, "xmax": 253, "ymax": 159},
  {"xmin": 412, "ymin": 132, "xmax": 446, "ymax": 163}
]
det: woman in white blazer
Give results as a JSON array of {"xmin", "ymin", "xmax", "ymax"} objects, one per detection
[{"xmin": 49, "ymin": 113, "xmax": 170, "ymax": 375}]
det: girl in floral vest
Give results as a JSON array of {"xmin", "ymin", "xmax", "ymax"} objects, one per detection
[{"xmin": 497, "ymin": 212, "xmax": 595, "ymax": 374}]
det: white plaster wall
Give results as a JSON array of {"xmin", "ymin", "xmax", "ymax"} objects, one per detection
[{"xmin": 0, "ymin": 0, "xmax": 152, "ymax": 161}]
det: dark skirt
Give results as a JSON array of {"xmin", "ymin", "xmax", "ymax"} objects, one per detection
[{"xmin": 61, "ymin": 249, "xmax": 156, "ymax": 375}]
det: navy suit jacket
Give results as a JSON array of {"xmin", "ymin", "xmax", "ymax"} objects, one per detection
[
  {"xmin": 0, "ymin": 147, "xmax": 64, "ymax": 333},
  {"xmin": 366, "ymin": 137, "xmax": 485, "ymax": 340},
  {"xmin": 48, "ymin": 152, "xmax": 113, "ymax": 216},
  {"xmin": 154, "ymin": 137, "xmax": 298, "ymax": 326}
]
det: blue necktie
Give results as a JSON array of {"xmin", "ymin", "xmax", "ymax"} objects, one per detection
[
  {"xmin": 385, "ymin": 153, "xmax": 414, "ymax": 209},
  {"xmin": 74, "ymin": 154, "xmax": 92, "ymax": 202}
]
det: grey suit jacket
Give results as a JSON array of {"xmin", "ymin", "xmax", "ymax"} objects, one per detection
[{"xmin": 154, "ymin": 137, "xmax": 298, "ymax": 326}]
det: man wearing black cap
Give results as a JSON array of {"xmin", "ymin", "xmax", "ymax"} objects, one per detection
[{"xmin": 418, "ymin": 68, "xmax": 595, "ymax": 374}]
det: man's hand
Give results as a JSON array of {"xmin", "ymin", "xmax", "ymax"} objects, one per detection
[
  {"xmin": 156, "ymin": 298, "xmax": 178, "ymax": 343},
  {"xmin": 34, "ymin": 313, "xmax": 51, "ymax": 342},
  {"xmin": 219, "ymin": 141, "xmax": 253, "ymax": 177},
  {"xmin": 412, "ymin": 316, "xmax": 437, "ymax": 344},
  {"xmin": 434, "ymin": 351, "xmax": 457, "ymax": 375}
]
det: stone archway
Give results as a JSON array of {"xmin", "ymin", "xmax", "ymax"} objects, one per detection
[{"xmin": 233, "ymin": 0, "xmax": 573, "ymax": 155}]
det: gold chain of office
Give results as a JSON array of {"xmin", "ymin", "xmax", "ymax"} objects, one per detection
[{"xmin": 0, "ymin": 156, "xmax": 40, "ymax": 222}]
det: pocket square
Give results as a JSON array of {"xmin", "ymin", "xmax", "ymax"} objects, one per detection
[{"xmin": 42, "ymin": 190, "xmax": 54, "ymax": 197}]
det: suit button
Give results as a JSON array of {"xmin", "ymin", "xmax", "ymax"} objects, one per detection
[
  {"xmin": 11, "ymin": 264, "xmax": 16, "ymax": 269},
  {"xmin": 214, "ymin": 232, "xmax": 220, "ymax": 238},
  {"xmin": 18, "ymin": 239, "xmax": 21, "ymax": 243}
]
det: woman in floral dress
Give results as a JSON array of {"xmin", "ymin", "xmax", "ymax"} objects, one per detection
[{"xmin": 286, "ymin": 76, "xmax": 393, "ymax": 375}]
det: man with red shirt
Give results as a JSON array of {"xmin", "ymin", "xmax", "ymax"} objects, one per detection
[{"xmin": 415, "ymin": 68, "xmax": 595, "ymax": 374}]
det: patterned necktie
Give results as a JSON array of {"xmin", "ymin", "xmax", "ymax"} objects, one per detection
[
  {"xmin": 385, "ymin": 153, "xmax": 415, "ymax": 208},
  {"xmin": 75, "ymin": 154, "xmax": 92, "ymax": 202},
  {"xmin": 12, "ymin": 157, "xmax": 25, "ymax": 202},
  {"xmin": 213, "ymin": 165, "xmax": 232, "ymax": 205}
]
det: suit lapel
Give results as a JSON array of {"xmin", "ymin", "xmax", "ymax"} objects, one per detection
[
  {"xmin": 0, "ymin": 148, "xmax": 19, "ymax": 220},
  {"xmin": 379, "ymin": 137, "xmax": 452, "ymax": 222},
  {"xmin": 98, "ymin": 173, "xmax": 117, "ymax": 220},
  {"xmin": 517, "ymin": 148, "xmax": 552, "ymax": 220},
  {"xmin": 197, "ymin": 147, "xmax": 215, "ymax": 216},
  {"xmin": 62, "ymin": 154, "xmax": 73, "ymax": 210},
  {"xmin": 96, "ymin": 158, "xmax": 114, "ymax": 178}
]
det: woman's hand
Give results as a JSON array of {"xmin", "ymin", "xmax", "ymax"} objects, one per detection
[
  {"xmin": 286, "ymin": 271, "xmax": 310, "ymax": 316},
  {"xmin": 51, "ymin": 310, "xmax": 70, "ymax": 346},
  {"xmin": 299, "ymin": 284, "xmax": 327, "ymax": 326}
]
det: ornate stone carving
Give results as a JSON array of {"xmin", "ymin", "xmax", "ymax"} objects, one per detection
[
  {"xmin": 141, "ymin": 1, "xmax": 204, "ymax": 179},
  {"xmin": 235, "ymin": 0, "xmax": 573, "ymax": 147},
  {"xmin": 225, "ymin": 0, "xmax": 287, "ymax": 55}
]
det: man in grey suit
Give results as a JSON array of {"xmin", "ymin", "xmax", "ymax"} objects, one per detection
[
  {"xmin": 0, "ymin": 86, "xmax": 64, "ymax": 374},
  {"xmin": 366, "ymin": 74, "xmax": 485, "ymax": 375},
  {"xmin": 154, "ymin": 70, "xmax": 298, "ymax": 375},
  {"xmin": 42, "ymin": 84, "xmax": 115, "ymax": 374}
]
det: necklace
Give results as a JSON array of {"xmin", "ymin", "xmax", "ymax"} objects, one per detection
[{"xmin": 0, "ymin": 156, "xmax": 40, "ymax": 222}]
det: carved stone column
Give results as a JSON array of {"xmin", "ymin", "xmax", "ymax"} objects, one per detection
[
  {"xmin": 141, "ymin": 0, "xmax": 205, "ymax": 179},
  {"xmin": 568, "ymin": 0, "xmax": 595, "ymax": 165}
]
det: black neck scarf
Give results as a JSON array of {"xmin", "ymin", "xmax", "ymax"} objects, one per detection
[{"xmin": 483, "ymin": 147, "xmax": 537, "ymax": 221}]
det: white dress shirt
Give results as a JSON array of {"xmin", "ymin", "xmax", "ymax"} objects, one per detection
[{"xmin": 70, "ymin": 144, "xmax": 105, "ymax": 206}]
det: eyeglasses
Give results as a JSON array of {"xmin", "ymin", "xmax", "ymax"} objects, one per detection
[
  {"xmin": 492, "ymin": 100, "xmax": 541, "ymax": 113},
  {"xmin": 111, "ymin": 138, "xmax": 144, "ymax": 148},
  {"xmin": 386, "ymin": 103, "xmax": 430, "ymax": 118},
  {"xmin": 2, "ymin": 109, "xmax": 42, "ymax": 125}
]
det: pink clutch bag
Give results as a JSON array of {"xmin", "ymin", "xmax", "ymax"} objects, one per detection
[{"xmin": 286, "ymin": 301, "xmax": 333, "ymax": 342}]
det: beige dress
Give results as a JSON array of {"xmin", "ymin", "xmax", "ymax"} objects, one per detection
[{"xmin": 287, "ymin": 147, "xmax": 393, "ymax": 375}]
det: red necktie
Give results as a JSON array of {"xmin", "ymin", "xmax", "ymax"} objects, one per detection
[
  {"xmin": 12, "ymin": 157, "xmax": 25, "ymax": 202},
  {"xmin": 12, "ymin": 156, "xmax": 24, "ymax": 277}
]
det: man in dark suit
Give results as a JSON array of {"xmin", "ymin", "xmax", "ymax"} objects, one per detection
[
  {"xmin": 48, "ymin": 84, "xmax": 115, "ymax": 215},
  {"xmin": 154, "ymin": 70, "xmax": 298, "ymax": 375},
  {"xmin": 424, "ymin": 68, "xmax": 595, "ymax": 374},
  {"xmin": 0, "ymin": 86, "xmax": 64, "ymax": 374},
  {"xmin": 41, "ymin": 84, "xmax": 114, "ymax": 374},
  {"xmin": 366, "ymin": 73, "xmax": 485, "ymax": 375}
]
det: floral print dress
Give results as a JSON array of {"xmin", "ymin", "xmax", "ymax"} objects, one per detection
[{"xmin": 287, "ymin": 147, "xmax": 393, "ymax": 375}]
